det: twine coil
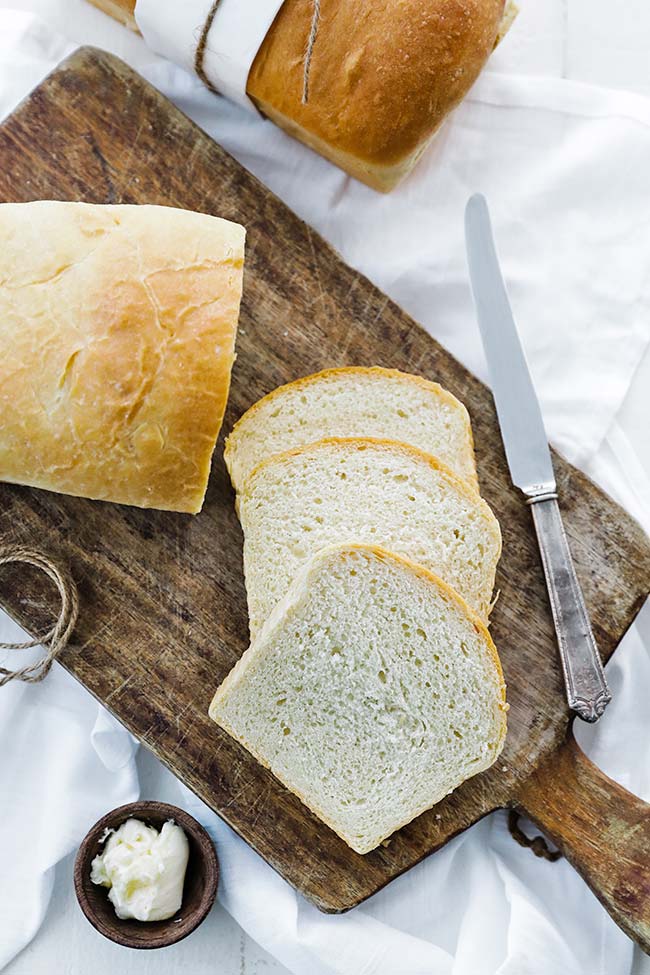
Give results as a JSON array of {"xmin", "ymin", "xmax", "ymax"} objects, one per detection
[
  {"xmin": 193, "ymin": 0, "xmax": 320, "ymax": 104},
  {"xmin": 0, "ymin": 547, "xmax": 78, "ymax": 686}
]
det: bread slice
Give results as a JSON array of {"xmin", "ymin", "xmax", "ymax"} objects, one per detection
[
  {"xmin": 225, "ymin": 367, "xmax": 478, "ymax": 493},
  {"xmin": 239, "ymin": 438, "xmax": 500, "ymax": 637},
  {"xmin": 209, "ymin": 543, "xmax": 507, "ymax": 854}
]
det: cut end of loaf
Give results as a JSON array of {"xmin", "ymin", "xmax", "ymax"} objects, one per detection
[
  {"xmin": 210, "ymin": 543, "xmax": 507, "ymax": 854},
  {"xmin": 86, "ymin": 0, "xmax": 137, "ymax": 30},
  {"xmin": 496, "ymin": 0, "xmax": 519, "ymax": 47}
]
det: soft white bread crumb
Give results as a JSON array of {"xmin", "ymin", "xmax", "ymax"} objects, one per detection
[
  {"xmin": 209, "ymin": 544, "xmax": 507, "ymax": 854},
  {"xmin": 239, "ymin": 438, "xmax": 500, "ymax": 637},
  {"xmin": 225, "ymin": 367, "xmax": 478, "ymax": 493}
]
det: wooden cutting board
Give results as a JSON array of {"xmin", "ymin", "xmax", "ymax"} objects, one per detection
[{"xmin": 2, "ymin": 48, "xmax": 650, "ymax": 945}]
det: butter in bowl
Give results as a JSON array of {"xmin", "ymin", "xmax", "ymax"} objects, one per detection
[{"xmin": 74, "ymin": 801, "xmax": 218, "ymax": 949}]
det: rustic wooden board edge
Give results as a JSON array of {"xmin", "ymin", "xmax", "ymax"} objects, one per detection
[{"xmin": 516, "ymin": 733, "xmax": 650, "ymax": 954}]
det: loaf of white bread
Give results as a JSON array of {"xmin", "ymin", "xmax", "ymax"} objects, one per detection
[
  {"xmin": 87, "ymin": 0, "xmax": 517, "ymax": 191},
  {"xmin": 210, "ymin": 544, "xmax": 507, "ymax": 855},
  {"xmin": 0, "ymin": 202, "xmax": 245, "ymax": 513},
  {"xmin": 210, "ymin": 366, "xmax": 507, "ymax": 853}
]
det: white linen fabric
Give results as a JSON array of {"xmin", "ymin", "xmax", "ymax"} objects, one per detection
[
  {"xmin": 1, "ymin": 9, "xmax": 649, "ymax": 975},
  {"xmin": 0, "ymin": 617, "xmax": 138, "ymax": 970},
  {"xmin": 134, "ymin": 0, "xmax": 285, "ymax": 111}
]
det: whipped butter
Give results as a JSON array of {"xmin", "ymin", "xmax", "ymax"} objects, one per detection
[{"xmin": 90, "ymin": 817, "xmax": 189, "ymax": 921}]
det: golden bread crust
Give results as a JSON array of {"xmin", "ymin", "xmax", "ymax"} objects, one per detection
[
  {"xmin": 249, "ymin": 0, "xmax": 507, "ymax": 178},
  {"xmin": 0, "ymin": 202, "xmax": 245, "ymax": 513}
]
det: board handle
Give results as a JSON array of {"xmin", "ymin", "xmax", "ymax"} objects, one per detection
[{"xmin": 515, "ymin": 733, "xmax": 650, "ymax": 951}]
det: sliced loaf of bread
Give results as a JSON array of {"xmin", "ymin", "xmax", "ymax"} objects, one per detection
[
  {"xmin": 225, "ymin": 367, "xmax": 478, "ymax": 493},
  {"xmin": 209, "ymin": 543, "xmax": 507, "ymax": 854},
  {"xmin": 238, "ymin": 438, "xmax": 500, "ymax": 637}
]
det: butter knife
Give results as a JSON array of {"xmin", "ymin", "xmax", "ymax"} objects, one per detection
[{"xmin": 464, "ymin": 193, "xmax": 611, "ymax": 723}]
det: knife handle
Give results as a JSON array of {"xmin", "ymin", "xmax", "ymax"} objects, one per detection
[{"xmin": 527, "ymin": 494, "xmax": 611, "ymax": 722}]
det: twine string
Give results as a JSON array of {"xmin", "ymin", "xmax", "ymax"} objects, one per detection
[
  {"xmin": 193, "ymin": 0, "xmax": 320, "ymax": 104},
  {"xmin": 194, "ymin": 0, "xmax": 225, "ymax": 95},
  {"xmin": 302, "ymin": 0, "xmax": 321, "ymax": 104},
  {"xmin": 0, "ymin": 547, "xmax": 78, "ymax": 686}
]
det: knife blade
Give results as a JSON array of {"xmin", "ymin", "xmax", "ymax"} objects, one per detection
[
  {"xmin": 464, "ymin": 194, "xmax": 554, "ymax": 496},
  {"xmin": 464, "ymin": 193, "xmax": 611, "ymax": 723}
]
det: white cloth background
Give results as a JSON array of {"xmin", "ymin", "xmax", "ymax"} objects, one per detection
[{"xmin": 1, "ymin": 4, "xmax": 650, "ymax": 974}]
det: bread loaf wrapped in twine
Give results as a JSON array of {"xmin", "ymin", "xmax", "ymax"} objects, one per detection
[{"xmin": 87, "ymin": 0, "xmax": 517, "ymax": 191}]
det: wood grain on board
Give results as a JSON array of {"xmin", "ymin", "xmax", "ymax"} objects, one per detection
[{"xmin": 0, "ymin": 49, "xmax": 649, "ymax": 927}]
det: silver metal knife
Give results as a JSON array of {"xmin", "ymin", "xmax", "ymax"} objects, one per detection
[{"xmin": 464, "ymin": 193, "xmax": 611, "ymax": 723}]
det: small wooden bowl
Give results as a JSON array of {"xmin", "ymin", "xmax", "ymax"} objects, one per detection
[{"xmin": 74, "ymin": 801, "xmax": 219, "ymax": 949}]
